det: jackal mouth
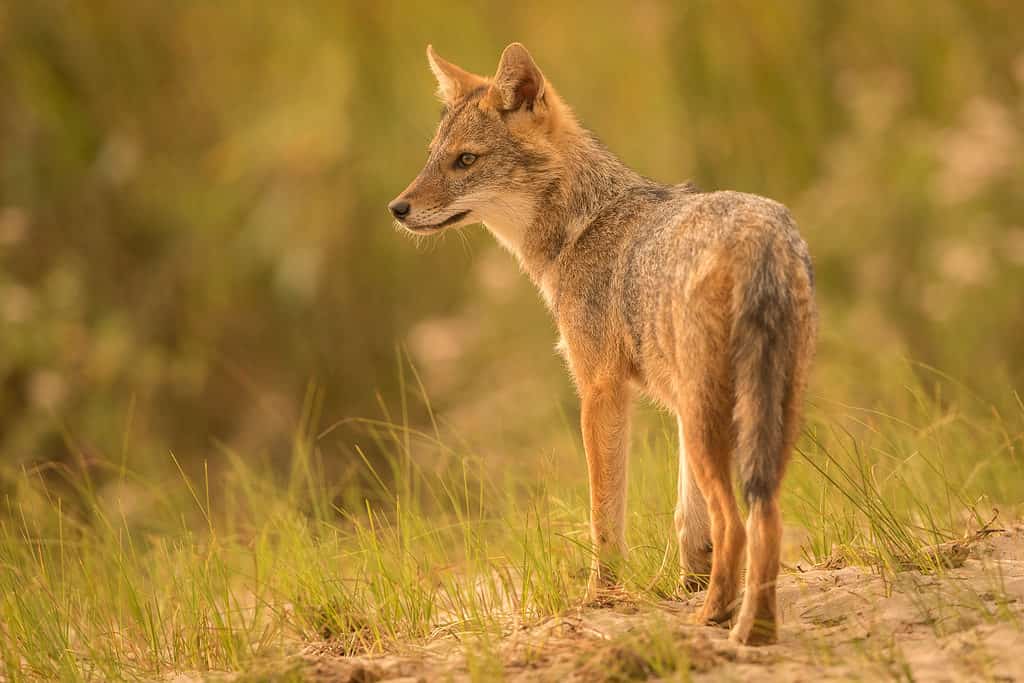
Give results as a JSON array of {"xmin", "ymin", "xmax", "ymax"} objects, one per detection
[{"xmin": 406, "ymin": 210, "xmax": 471, "ymax": 233}]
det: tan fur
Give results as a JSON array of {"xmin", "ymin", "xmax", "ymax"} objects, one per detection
[{"xmin": 390, "ymin": 43, "xmax": 818, "ymax": 646}]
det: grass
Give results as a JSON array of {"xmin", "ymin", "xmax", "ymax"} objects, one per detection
[{"xmin": 0, "ymin": 362, "xmax": 1022, "ymax": 681}]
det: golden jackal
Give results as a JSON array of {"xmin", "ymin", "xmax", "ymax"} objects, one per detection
[{"xmin": 389, "ymin": 43, "xmax": 817, "ymax": 645}]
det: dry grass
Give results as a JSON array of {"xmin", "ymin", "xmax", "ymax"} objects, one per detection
[{"xmin": 1, "ymin": 363, "xmax": 1022, "ymax": 680}]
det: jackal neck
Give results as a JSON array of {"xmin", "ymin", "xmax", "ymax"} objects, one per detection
[{"xmin": 494, "ymin": 127, "xmax": 651, "ymax": 309}]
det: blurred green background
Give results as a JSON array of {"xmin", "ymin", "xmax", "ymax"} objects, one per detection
[{"xmin": 1, "ymin": 1, "xmax": 1022, "ymax": 478}]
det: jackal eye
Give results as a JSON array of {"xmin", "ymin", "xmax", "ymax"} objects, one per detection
[{"xmin": 456, "ymin": 152, "xmax": 477, "ymax": 169}]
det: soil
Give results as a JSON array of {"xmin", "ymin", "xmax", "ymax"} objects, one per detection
[{"xmin": 288, "ymin": 525, "xmax": 1024, "ymax": 682}]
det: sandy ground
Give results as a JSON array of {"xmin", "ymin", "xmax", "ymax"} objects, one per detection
[{"xmin": 292, "ymin": 525, "xmax": 1024, "ymax": 682}]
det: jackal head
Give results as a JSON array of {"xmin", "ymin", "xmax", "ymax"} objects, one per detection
[{"xmin": 388, "ymin": 43, "xmax": 569, "ymax": 249}]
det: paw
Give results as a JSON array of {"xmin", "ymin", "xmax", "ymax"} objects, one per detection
[
  {"xmin": 694, "ymin": 602, "xmax": 734, "ymax": 628},
  {"xmin": 678, "ymin": 541, "xmax": 712, "ymax": 594},
  {"xmin": 585, "ymin": 564, "xmax": 625, "ymax": 607},
  {"xmin": 729, "ymin": 616, "xmax": 777, "ymax": 646},
  {"xmin": 585, "ymin": 572, "xmax": 627, "ymax": 607},
  {"xmin": 584, "ymin": 583, "xmax": 627, "ymax": 608},
  {"xmin": 587, "ymin": 550, "xmax": 626, "ymax": 587}
]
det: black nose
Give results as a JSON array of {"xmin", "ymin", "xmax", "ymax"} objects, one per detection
[{"xmin": 388, "ymin": 200, "xmax": 411, "ymax": 219}]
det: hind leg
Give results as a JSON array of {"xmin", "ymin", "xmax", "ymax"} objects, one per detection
[
  {"xmin": 675, "ymin": 418, "xmax": 712, "ymax": 592},
  {"xmin": 730, "ymin": 336, "xmax": 813, "ymax": 645},
  {"xmin": 673, "ymin": 263, "xmax": 744, "ymax": 623},
  {"xmin": 730, "ymin": 497, "xmax": 783, "ymax": 644},
  {"xmin": 678, "ymin": 400, "xmax": 745, "ymax": 626}
]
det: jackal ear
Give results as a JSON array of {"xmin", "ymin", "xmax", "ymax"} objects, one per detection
[
  {"xmin": 426, "ymin": 45, "xmax": 487, "ymax": 105},
  {"xmin": 487, "ymin": 43, "xmax": 546, "ymax": 113}
]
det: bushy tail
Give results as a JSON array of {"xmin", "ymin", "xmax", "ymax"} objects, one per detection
[{"xmin": 731, "ymin": 244, "xmax": 801, "ymax": 505}]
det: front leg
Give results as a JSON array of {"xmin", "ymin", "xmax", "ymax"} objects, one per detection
[{"xmin": 580, "ymin": 380, "xmax": 631, "ymax": 596}]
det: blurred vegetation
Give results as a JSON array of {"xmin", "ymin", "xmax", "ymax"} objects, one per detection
[{"xmin": 1, "ymin": 1, "xmax": 1022, "ymax": 480}]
